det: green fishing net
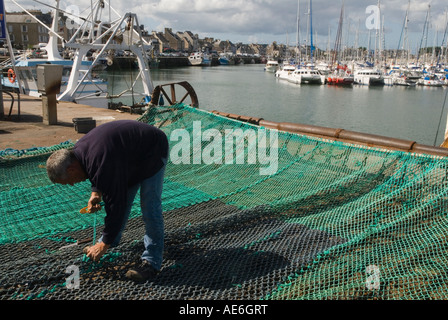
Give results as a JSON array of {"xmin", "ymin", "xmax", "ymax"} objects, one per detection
[{"xmin": 1, "ymin": 103, "xmax": 448, "ymax": 300}]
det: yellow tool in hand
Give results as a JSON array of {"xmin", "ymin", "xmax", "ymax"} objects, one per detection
[{"xmin": 80, "ymin": 202, "xmax": 104, "ymax": 214}]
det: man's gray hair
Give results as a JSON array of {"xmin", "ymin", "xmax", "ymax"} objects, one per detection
[{"xmin": 46, "ymin": 149, "xmax": 76, "ymax": 183}]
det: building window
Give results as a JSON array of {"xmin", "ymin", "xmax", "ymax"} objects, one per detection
[
  {"xmin": 21, "ymin": 25, "xmax": 28, "ymax": 32},
  {"xmin": 22, "ymin": 34, "xmax": 28, "ymax": 42}
]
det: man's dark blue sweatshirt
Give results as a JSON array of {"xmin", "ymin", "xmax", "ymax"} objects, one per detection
[{"xmin": 73, "ymin": 120, "xmax": 169, "ymax": 245}]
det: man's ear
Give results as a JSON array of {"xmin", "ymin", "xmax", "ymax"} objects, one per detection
[
  {"xmin": 67, "ymin": 160, "xmax": 87, "ymax": 180},
  {"xmin": 66, "ymin": 162, "xmax": 78, "ymax": 174}
]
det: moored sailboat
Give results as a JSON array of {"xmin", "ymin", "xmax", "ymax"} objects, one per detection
[{"xmin": 326, "ymin": 2, "xmax": 353, "ymax": 86}]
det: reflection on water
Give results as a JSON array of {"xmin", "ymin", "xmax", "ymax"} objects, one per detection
[{"xmin": 104, "ymin": 65, "xmax": 448, "ymax": 146}]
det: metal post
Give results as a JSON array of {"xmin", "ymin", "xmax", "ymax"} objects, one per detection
[
  {"xmin": 41, "ymin": 94, "xmax": 58, "ymax": 125},
  {"xmin": 0, "ymin": 76, "xmax": 4, "ymax": 119},
  {"xmin": 37, "ymin": 64, "xmax": 63, "ymax": 125}
]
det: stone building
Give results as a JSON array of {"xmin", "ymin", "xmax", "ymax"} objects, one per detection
[
  {"xmin": 5, "ymin": 11, "xmax": 52, "ymax": 49},
  {"xmin": 176, "ymin": 31, "xmax": 199, "ymax": 53},
  {"xmin": 213, "ymin": 40, "xmax": 236, "ymax": 54},
  {"xmin": 163, "ymin": 28, "xmax": 183, "ymax": 52},
  {"xmin": 150, "ymin": 31, "xmax": 170, "ymax": 54}
]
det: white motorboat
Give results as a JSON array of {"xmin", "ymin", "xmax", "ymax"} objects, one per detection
[
  {"xmin": 418, "ymin": 75, "xmax": 444, "ymax": 87},
  {"xmin": 354, "ymin": 68, "xmax": 385, "ymax": 86},
  {"xmin": 287, "ymin": 68, "xmax": 323, "ymax": 85},
  {"xmin": 388, "ymin": 70, "xmax": 416, "ymax": 87},
  {"xmin": 275, "ymin": 64, "xmax": 296, "ymax": 81},
  {"xmin": 264, "ymin": 60, "xmax": 279, "ymax": 73}
]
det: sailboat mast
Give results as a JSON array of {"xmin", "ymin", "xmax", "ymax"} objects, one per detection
[
  {"xmin": 356, "ymin": 19, "xmax": 360, "ymax": 62},
  {"xmin": 327, "ymin": 26, "xmax": 331, "ymax": 65},
  {"xmin": 374, "ymin": 0, "xmax": 380, "ymax": 67},
  {"xmin": 403, "ymin": 0, "xmax": 410, "ymax": 66},
  {"xmin": 296, "ymin": 0, "xmax": 301, "ymax": 63},
  {"xmin": 332, "ymin": 1, "xmax": 344, "ymax": 67},
  {"xmin": 439, "ymin": 9, "xmax": 448, "ymax": 66},
  {"xmin": 309, "ymin": 0, "xmax": 314, "ymax": 65},
  {"xmin": 417, "ymin": 4, "xmax": 430, "ymax": 65}
]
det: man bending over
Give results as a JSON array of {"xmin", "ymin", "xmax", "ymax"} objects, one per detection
[{"xmin": 46, "ymin": 120, "xmax": 169, "ymax": 282}]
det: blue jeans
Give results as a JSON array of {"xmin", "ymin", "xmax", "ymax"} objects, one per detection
[{"xmin": 101, "ymin": 158, "xmax": 166, "ymax": 271}]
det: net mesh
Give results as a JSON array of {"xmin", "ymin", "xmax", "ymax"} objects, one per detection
[{"xmin": 1, "ymin": 103, "xmax": 448, "ymax": 300}]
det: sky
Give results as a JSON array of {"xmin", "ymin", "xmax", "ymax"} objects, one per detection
[{"xmin": 6, "ymin": 0, "xmax": 448, "ymax": 53}]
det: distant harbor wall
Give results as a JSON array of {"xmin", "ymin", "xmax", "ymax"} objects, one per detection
[
  {"xmin": 108, "ymin": 55, "xmax": 264, "ymax": 69},
  {"xmin": 157, "ymin": 55, "xmax": 263, "ymax": 68},
  {"xmin": 157, "ymin": 57, "xmax": 190, "ymax": 68},
  {"xmin": 0, "ymin": 54, "xmax": 263, "ymax": 71}
]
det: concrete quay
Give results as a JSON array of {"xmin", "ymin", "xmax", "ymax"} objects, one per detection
[{"xmin": 0, "ymin": 93, "xmax": 140, "ymax": 151}]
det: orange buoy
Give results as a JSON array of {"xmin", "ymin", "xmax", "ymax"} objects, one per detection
[{"xmin": 7, "ymin": 69, "xmax": 16, "ymax": 83}]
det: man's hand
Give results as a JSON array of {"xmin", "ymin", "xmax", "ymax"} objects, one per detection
[
  {"xmin": 84, "ymin": 242, "xmax": 110, "ymax": 262},
  {"xmin": 88, "ymin": 191, "xmax": 103, "ymax": 213}
]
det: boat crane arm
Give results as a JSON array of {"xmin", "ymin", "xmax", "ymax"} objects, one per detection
[{"xmin": 59, "ymin": 10, "xmax": 154, "ymax": 102}]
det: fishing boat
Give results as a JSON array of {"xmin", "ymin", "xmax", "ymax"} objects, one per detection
[
  {"xmin": 188, "ymin": 52, "xmax": 211, "ymax": 66},
  {"xmin": 188, "ymin": 52, "xmax": 203, "ymax": 66},
  {"xmin": 202, "ymin": 53, "xmax": 212, "ymax": 66},
  {"xmin": 2, "ymin": 59, "xmax": 108, "ymax": 108},
  {"xmin": 5, "ymin": 0, "xmax": 155, "ymax": 109},
  {"xmin": 2, "ymin": 0, "xmax": 109, "ymax": 107},
  {"xmin": 219, "ymin": 53, "xmax": 233, "ymax": 65}
]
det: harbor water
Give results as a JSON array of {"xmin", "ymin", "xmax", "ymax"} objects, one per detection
[{"xmin": 103, "ymin": 64, "xmax": 448, "ymax": 147}]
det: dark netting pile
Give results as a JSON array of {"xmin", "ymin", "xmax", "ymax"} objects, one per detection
[{"xmin": 2, "ymin": 103, "xmax": 448, "ymax": 300}]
